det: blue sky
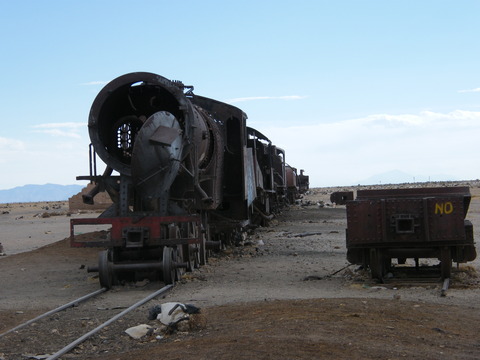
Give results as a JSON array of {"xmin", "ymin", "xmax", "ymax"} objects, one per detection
[{"xmin": 1, "ymin": 0, "xmax": 479, "ymax": 189}]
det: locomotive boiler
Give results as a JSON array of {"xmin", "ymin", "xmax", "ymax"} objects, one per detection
[{"xmin": 70, "ymin": 72, "xmax": 301, "ymax": 288}]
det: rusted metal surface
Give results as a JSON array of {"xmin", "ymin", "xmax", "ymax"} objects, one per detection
[
  {"xmin": 285, "ymin": 165, "xmax": 298, "ymax": 203},
  {"xmin": 297, "ymin": 169, "xmax": 309, "ymax": 194},
  {"xmin": 284, "ymin": 166, "xmax": 309, "ymax": 203},
  {"xmin": 345, "ymin": 186, "xmax": 476, "ymax": 280},
  {"xmin": 285, "ymin": 166, "xmax": 297, "ymax": 189},
  {"xmin": 70, "ymin": 215, "xmax": 201, "ymax": 247},
  {"xmin": 330, "ymin": 191, "xmax": 354, "ymax": 205}
]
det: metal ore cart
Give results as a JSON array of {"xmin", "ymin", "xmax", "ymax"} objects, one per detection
[{"xmin": 345, "ymin": 186, "xmax": 476, "ymax": 280}]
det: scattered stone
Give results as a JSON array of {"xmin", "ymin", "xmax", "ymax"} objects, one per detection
[
  {"xmin": 135, "ymin": 279, "xmax": 150, "ymax": 287},
  {"xmin": 370, "ymin": 286, "xmax": 388, "ymax": 290},
  {"xmin": 303, "ymin": 275, "xmax": 323, "ymax": 281},
  {"xmin": 125, "ymin": 324, "xmax": 154, "ymax": 339},
  {"xmin": 293, "ymin": 232, "xmax": 322, "ymax": 238},
  {"xmin": 21, "ymin": 354, "xmax": 50, "ymax": 359}
]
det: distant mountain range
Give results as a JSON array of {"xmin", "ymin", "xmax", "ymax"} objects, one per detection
[
  {"xmin": 0, "ymin": 184, "xmax": 84, "ymax": 203},
  {"xmin": 0, "ymin": 171, "xmax": 466, "ymax": 203},
  {"xmin": 356, "ymin": 170, "xmax": 459, "ymax": 186}
]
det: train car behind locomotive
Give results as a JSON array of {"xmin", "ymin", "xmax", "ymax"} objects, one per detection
[{"xmin": 70, "ymin": 72, "xmax": 305, "ymax": 288}]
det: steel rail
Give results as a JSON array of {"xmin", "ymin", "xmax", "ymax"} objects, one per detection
[
  {"xmin": 0, "ymin": 287, "xmax": 107, "ymax": 339},
  {"xmin": 46, "ymin": 284, "xmax": 173, "ymax": 360}
]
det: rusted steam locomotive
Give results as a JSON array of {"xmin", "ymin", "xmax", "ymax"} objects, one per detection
[{"xmin": 71, "ymin": 72, "xmax": 307, "ymax": 288}]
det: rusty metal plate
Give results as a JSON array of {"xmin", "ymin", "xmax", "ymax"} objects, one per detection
[
  {"xmin": 331, "ymin": 191, "xmax": 354, "ymax": 205},
  {"xmin": 346, "ymin": 187, "xmax": 471, "ymax": 247}
]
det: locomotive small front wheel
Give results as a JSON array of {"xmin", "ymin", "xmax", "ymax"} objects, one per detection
[
  {"xmin": 98, "ymin": 250, "xmax": 114, "ymax": 289},
  {"xmin": 162, "ymin": 247, "xmax": 176, "ymax": 285}
]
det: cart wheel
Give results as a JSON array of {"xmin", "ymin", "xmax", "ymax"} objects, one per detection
[
  {"xmin": 98, "ymin": 250, "xmax": 114, "ymax": 289},
  {"xmin": 370, "ymin": 249, "xmax": 385, "ymax": 282},
  {"xmin": 162, "ymin": 247, "xmax": 176, "ymax": 285},
  {"xmin": 440, "ymin": 247, "xmax": 452, "ymax": 280}
]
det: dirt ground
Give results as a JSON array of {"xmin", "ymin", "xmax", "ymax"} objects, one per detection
[{"xmin": 1, "ymin": 182, "xmax": 479, "ymax": 359}]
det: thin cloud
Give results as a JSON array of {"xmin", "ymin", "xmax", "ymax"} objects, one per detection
[
  {"xmin": 226, "ymin": 95, "xmax": 307, "ymax": 103},
  {"xmin": 0, "ymin": 137, "xmax": 26, "ymax": 164},
  {"xmin": 339, "ymin": 110, "xmax": 480, "ymax": 130},
  {"xmin": 0, "ymin": 137, "xmax": 25, "ymax": 151},
  {"xmin": 458, "ymin": 87, "xmax": 480, "ymax": 93},
  {"xmin": 259, "ymin": 109, "xmax": 480, "ymax": 187},
  {"xmin": 33, "ymin": 129, "xmax": 82, "ymax": 138},
  {"xmin": 32, "ymin": 122, "xmax": 86, "ymax": 139},
  {"xmin": 33, "ymin": 122, "xmax": 85, "ymax": 129},
  {"xmin": 80, "ymin": 81, "xmax": 108, "ymax": 86}
]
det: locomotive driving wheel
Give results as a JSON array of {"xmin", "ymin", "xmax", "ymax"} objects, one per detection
[
  {"xmin": 98, "ymin": 249, "xmax": 115, "ymax": 289},
  {"xmin": 174, "ymin": 246, "xmax": 186, "ymax": 280},
  {"xmin": 169, "ymin": 225, "xmax": 186, "ymax": 280},
  {"xmin": 185, "ymin": 222, "xmax": 200, "ymax": 271},
  {"xmin": 189, "ymin": 244, "xmax": 200, "ymax": 270}
]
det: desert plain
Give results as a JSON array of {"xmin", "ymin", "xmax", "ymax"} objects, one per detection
[{"xmin": 0, "ymin": 182, "xmax": 479, "ymax": 359}]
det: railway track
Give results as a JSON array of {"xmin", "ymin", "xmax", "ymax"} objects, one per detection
[
  {"xmin": 374, "ymin": 265, "xmax": 453, "ymax": 296},
  {"xmin": 0, "ymin": 288, "xmax": 108, "ymax": 339},
  {"xmin": 0, "ymin": 284, "xmax": 173, "ymax": 359}
]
